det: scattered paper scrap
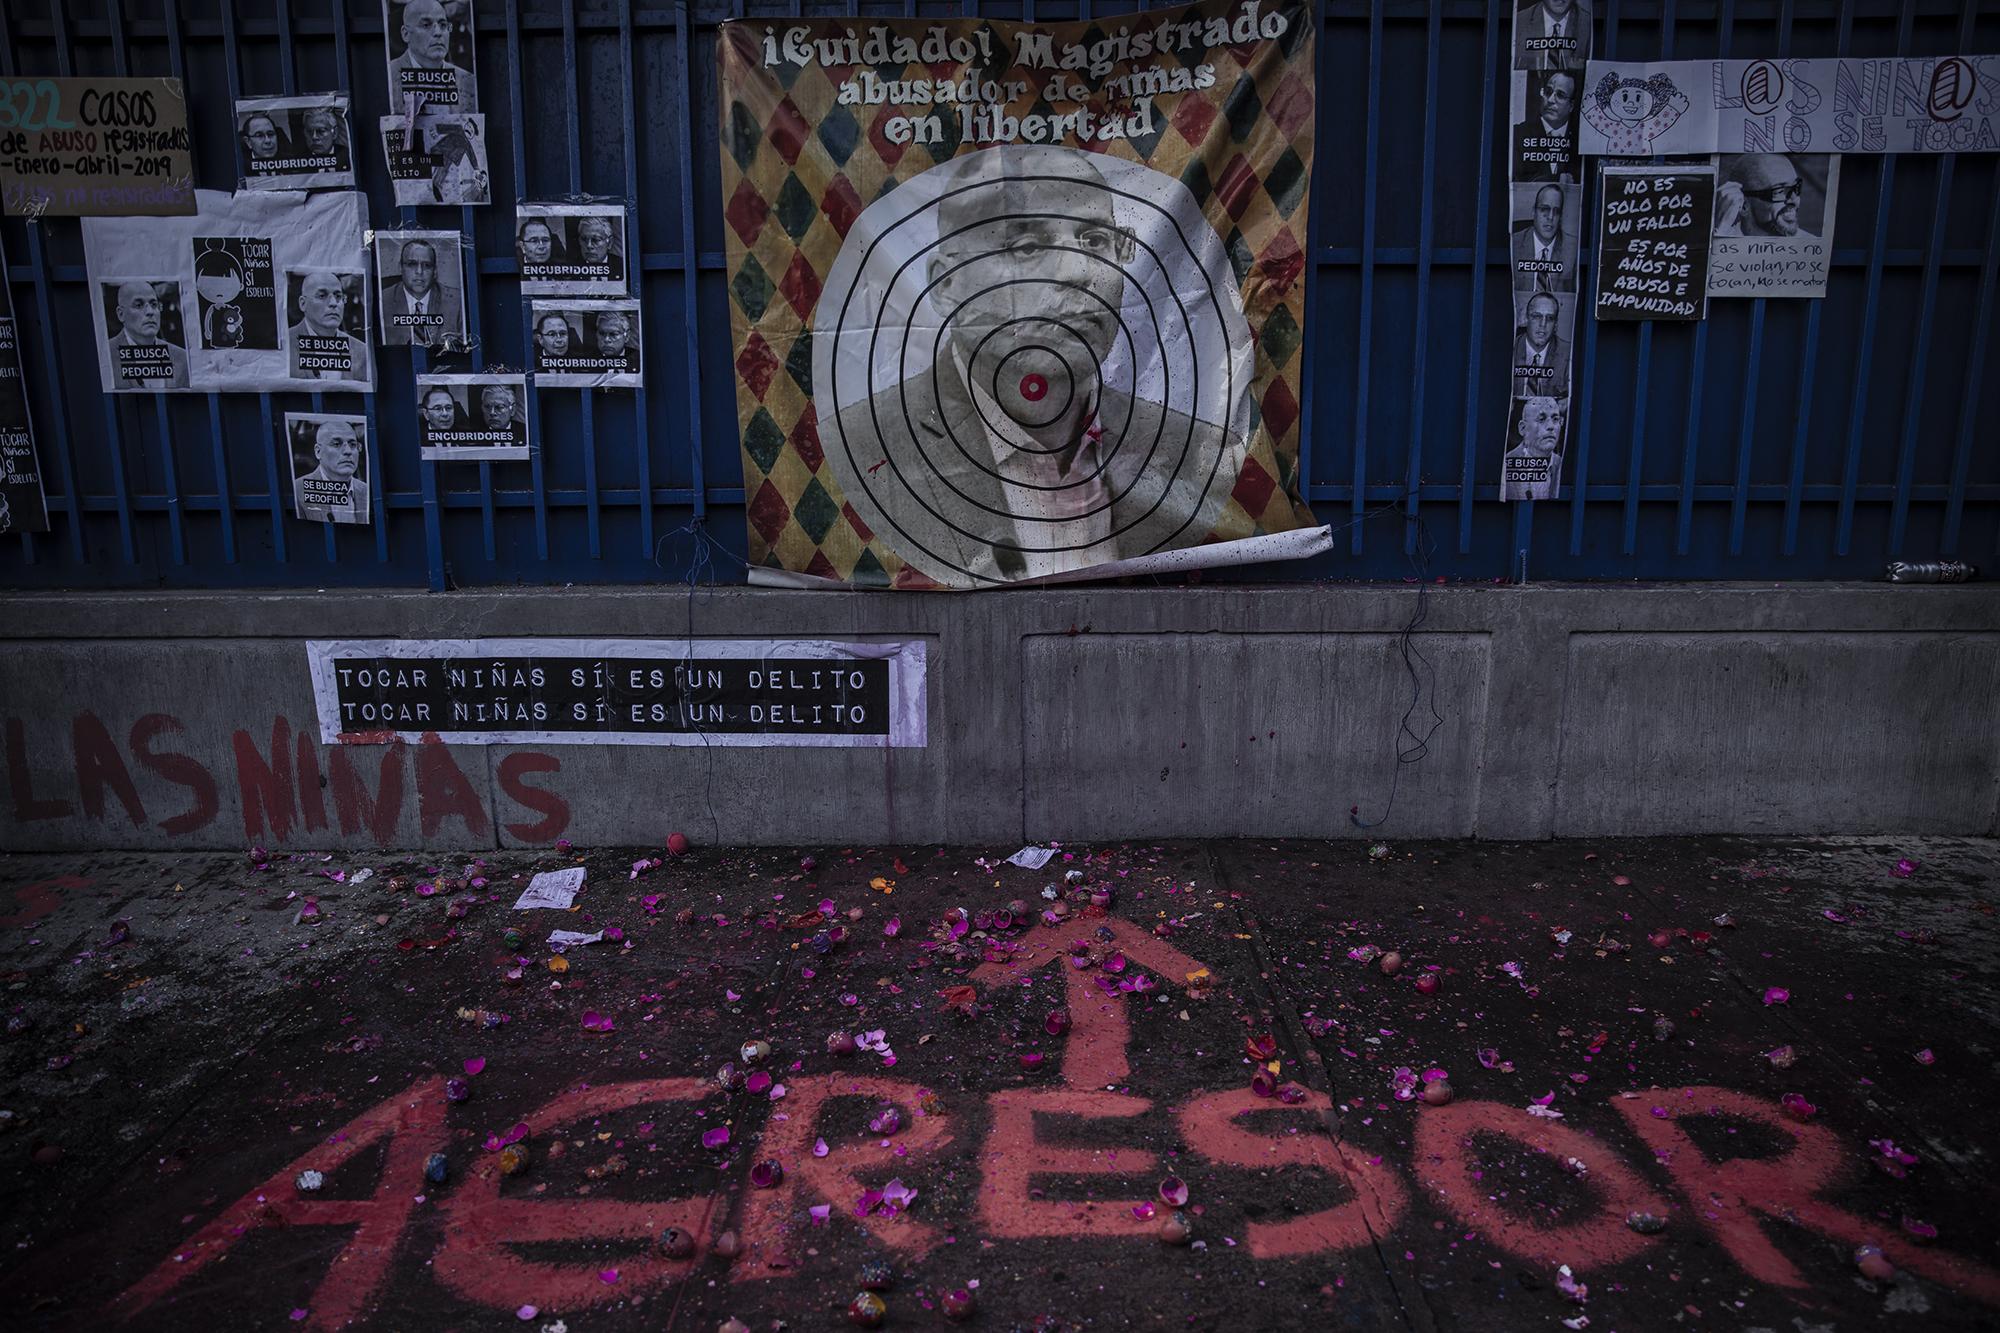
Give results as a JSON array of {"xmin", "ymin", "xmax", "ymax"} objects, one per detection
[
  {"xmin": 548, "ymin": 929, "xmax": 604, "ymax": 948},
  {"xmin": 514, "ymin": 867, "xmax": 585, "ymax": 910},
  {"xmin": 1006, "ymin": 846, "xmax": 1057, "ymax": 870}
]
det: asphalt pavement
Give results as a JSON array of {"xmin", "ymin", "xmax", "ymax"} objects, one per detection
[{"xmin": 1, "ymin": 835, "xmax": 1996, "ymax": 1331}]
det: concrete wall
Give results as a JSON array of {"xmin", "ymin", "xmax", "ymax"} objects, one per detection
[{"xmin": 2, "ymin": 583, "xmax": 1995, "ymax": 850}]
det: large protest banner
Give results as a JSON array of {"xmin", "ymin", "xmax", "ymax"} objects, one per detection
[{"xmin": 720, "ymin": 0, "xmax": 1325, "ymax": 589}]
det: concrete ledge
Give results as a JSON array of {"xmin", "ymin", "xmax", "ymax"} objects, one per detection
[{"xmin": 2, "ymin": 583, "xmax": 1995, "ymax": 849}]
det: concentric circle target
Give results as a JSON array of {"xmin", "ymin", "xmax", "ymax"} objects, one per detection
[{"xmin": 814, "ymin": 145, "xmax": 1256, "ymax": 588}]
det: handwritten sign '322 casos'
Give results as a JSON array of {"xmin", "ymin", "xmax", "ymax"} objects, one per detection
[{"xmin": 0, "ymin": 77, "xmax": 195, "ymax": 217}]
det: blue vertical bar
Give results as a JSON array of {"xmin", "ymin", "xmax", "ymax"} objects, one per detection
[
  {"xmin": 674, "ymin": 0, "xmax": 709, "ymax": 522},
  {"xmin": 1888, "ymin": 3, "xmax": 1974, "ymax": 555},
  {"xmin": 1457, "ymin": 0, "xmax": 1501, "ymax": 554},
  {"xmin": 1570, "ymin": 0, "xmax": 1622, "ymax": 556},
  {"xmin": 0, "ymin": 6, "xmax": 85, "ymax": 562},
  {"xmin": 220, "ymin": 0, "xmax": 288, "ymax": 564},
  {"xmin": 1723, "ymin": 0, "xmax": 1771, "ymax": 558},
  {"xmin": 162, "ymin": 0, "xmax": 235, "ymax": 564},
  {"xmin": 1402, "ymin": 0, "xmax": 1441, "ymax": 553},
  {"xmin": 1350, "ymin": 0, "xmax": 1382, "ymax": 554},
  {"xmin": 1834, "ymin": 0, "xmax": 1912, "ymax": 556},
  {"xmin": 1621, "ymin": 0, "xmax": 1680, "ymax": 558},
  {"xmin": 1727, "ymin": 302, "xmax": 1763, "ymax": 554},
  {"xmin": 1295, "ymin": 0, "xmax": 1327, "ymax": 500},
  {"xmin": 48, "ymin": 1, "xmax": 137, "ymax": 566},
  {"xmin": 106, "ymin": 0, "xmax": 186, "ymax": 567},
  {"xmin": 562, "ymin": 0, "xmax": 601, "ymax": 560},
  {"xmin": 1780, "ymin": 302, "xmax": 1821, "ymax": 556},
  {"xmin": 328, "ymin": 0, "xmax": 388, "ymax": 568},
  {"xmin": 1887, "ymin": 158, "xmax": 1952, "ymax": 555},
  {"xmin": 619, "ymin": 0, "xmax": 655, "ymax": 554},
  {"xmin": 504, "ymin": 0, "xmax": 549, "ymax": 561},
  {"xmin": 1941, "ymin": 166, "xmax": 2000, "ymax": 555},
  {"xmin": 1673, "ymin": 321, "xmax": 1706, "ymax": 555}
]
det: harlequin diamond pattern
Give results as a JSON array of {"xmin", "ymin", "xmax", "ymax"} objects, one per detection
[{"xmin": 719, "ymin": 1, "xmax": 1320, "ymax": 586}]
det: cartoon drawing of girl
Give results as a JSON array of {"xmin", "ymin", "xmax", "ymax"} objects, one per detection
[
  {"xmin": 194, "ymin": 246, "xmax": 247, "ymax": 350},
  {"xmin": 1583, "ymin": 71, "xmax": 1691, "ymax": 155}
]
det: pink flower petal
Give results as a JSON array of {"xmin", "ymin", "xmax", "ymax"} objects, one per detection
[
  {"xmin": 598, "ymin": 1268, "xmax": 619, "ymax": 1284},
  {"xmin": 516, "ymin": 1307, "xmax": 538, "ymax": 1321},
  {"xmin": 701, "ymin": 1126, "xmax": 730, "ymax": 1150},
  {"xmin": 1762, "ymin": 987, "xmax": 1790, "ymax": 1006},
  {"xmin": 814, "ymin": 1137, "xmax": 829, "ymax": 1158},
  {"xmin": 463, "ymin": 1057, "xmax": 486, "ymax": 1076}
]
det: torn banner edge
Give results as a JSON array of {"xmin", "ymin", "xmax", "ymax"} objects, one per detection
[{"xmin": 746, "ymin": 524, "xmax": 1335, "ymax": 591}]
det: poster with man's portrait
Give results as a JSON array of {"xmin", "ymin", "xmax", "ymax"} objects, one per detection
[
  {"xmin": 529, "ymin": 299, "xmax": 641, "ymax": 388},
  {"xmin": 718, "ymin": 1, "xmax": 1326, "ymax": 590},
  {"xmin": 0, "ymin": 256, "xmax": 50, "ymax": 536},
  {"xmin": 383, "ymin": 0, "xmax": 478, "ymax": 119},
  {"xmin": 98, "ymin": 279, "xmax": 191, "ymax": 393},
  {"xmin": 1500, "ymin": 395, "xmax": 1568, "ymax": 502},
  {"xmin": 283, "ymin": 268, "xmax": 373, "ymax": 387},
  {"xmin": 287, "ymin": 413, "xmax": 371, "ymax": 525},
  {"xmin": 1510, "ymin": 289, "xmax": 1575, "ymax": 400},
  {"xmin": 416, "ymin": 372, "xmax": 531, "ymax": 460},
  {"xmin": 235, "ymin": 95, "xmax": 355, "ymax": 191},
  {"xmin": 516, "ymin": 204, "xmax": 630, "ymax": 295},
  {"xmin": 83, "ymin": 189, "xmax": 371, "ymax": 393},
  {"xmin": 1708, "ymin": 153, "xmax": 1840, "ymax": 299},
  {"xmin": 372, "ymin": 229, "xmax": 467, "ymax": 349},
  {"xmin": 381, "ymin": 115, "xmax": 491, "ymax": 206}
]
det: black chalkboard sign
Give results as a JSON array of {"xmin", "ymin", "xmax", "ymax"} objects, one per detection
[{"xmin": 1595, "ymin": 166, "xmax": 1715, "ymax": 322}]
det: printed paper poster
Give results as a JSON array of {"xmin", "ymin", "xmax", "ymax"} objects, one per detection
[
  {"xmin": 1708, "ymin": 153, "xmax": 1840, "ymax": 299},
  {"xmin": 383, "ymin": 0, "xmax": 478, "ymax": 119},
  {"xmin": 82, "ymin": 188, "xmax": 372, "ymax": 393},
  {"xmin": 381, "ymin": 115, "xmax": 490, "ymax": 206},
  {"xmin": 516, "ymin": 203, "xmax": 630, "ymax": 295},
  {"xmin": 0, "ymin": 257, "xmax": 50, "ymax": 536},
  {"xmin": 236, "ymin": 95, "xmax": 356, "ymax": 191},
  {"xmin": 283, "ymin": 269, "xmax": 373, "ymax": 385},
  {"xmin": 286, "ymin": 412, "xmax": 371, "ymax": 525},
  {"xmin": 529, "ymin": 299, "xmax": 641, "ymax": 388},
  {"xmin": 418, "ymin": 373, "xmax": 531, "ymax": 461},
  {"xmin": 372, "ymin": 229, "xmax": 467, "ymax": 350}
]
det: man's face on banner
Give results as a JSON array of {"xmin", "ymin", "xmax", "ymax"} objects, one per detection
[
  {"xmin": 314, "ymin": 422, "xmax": 361, "ymax": 478},
  {"xmin": 299, "ymin": 273, "xmax": 348, "ymax": 333},
  {"xmin": 1517, "ymin": 397, "xmax": 1566, "ymax": 455},
  {"xmin": 303, "ymin": 109, "xmax": 340, "ymax": 154},
  {"xmin": 1543, "ymin": 0, "xmax": 1575, "ymax": 20},
  {"xmin": 519, "ymin": 221, "xmax": 554, "ymax": 264},
  {"xmin": 116, "ymin": 283, "xmax": 163, "ymax": 341},
  {"xmin": 400, "ymin": 242, "xmax": 438, "ymax": 297},
  {"xmin": 577, "ymin": 219, "xmax": 614, "ymax": 264},
  {"xmin": 1524, "ymin": 294, "xmax": 1559, "ymax": 351},
  {"xmin": 422, "ymin": 389, "xmax": 457, "ymax": 429},
  {"xmin": 480, "ymin": 386, "xmax": 516, "ymax": 427},
  {"xmin": 932, "ymin": 177, "xmax": 1133, "ymax": 368},
  {"xmin": 535, "ymin": 315, "xmax": 571, "ymax": 357},
  {"xmin": 1533, "ymin": 186, "xmax": 1563, "ymax": 243},
  {"xmin": 1539, "ymin": 72, "xmax": 1576, "ymax": 126},
  {"xmin": 595, "ymin": 314, "xmax": 632, "ymax": 355},
  {"xmin": 402, "ymin": 0, "xmax": 452, "ymax": 67}
]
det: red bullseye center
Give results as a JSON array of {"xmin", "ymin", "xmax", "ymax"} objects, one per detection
[{"xmin": 1019, "ymin": 373, "xmax": 1048, "ymax": 401}]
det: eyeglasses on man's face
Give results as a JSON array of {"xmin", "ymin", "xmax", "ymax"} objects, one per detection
[{"xmin": 1745, "ymin": 180, "xmax": 1803, "ymax": 205}]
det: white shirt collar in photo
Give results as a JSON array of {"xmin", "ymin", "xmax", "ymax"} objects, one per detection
[{"xmin": 959, "ymin": 348, "xmax": 1119, "ymax": 579}]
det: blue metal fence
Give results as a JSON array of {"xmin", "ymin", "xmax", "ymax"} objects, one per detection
[{"xmin": 1, "ymin": 0, "xmax": 1994, "ymax": 591}]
